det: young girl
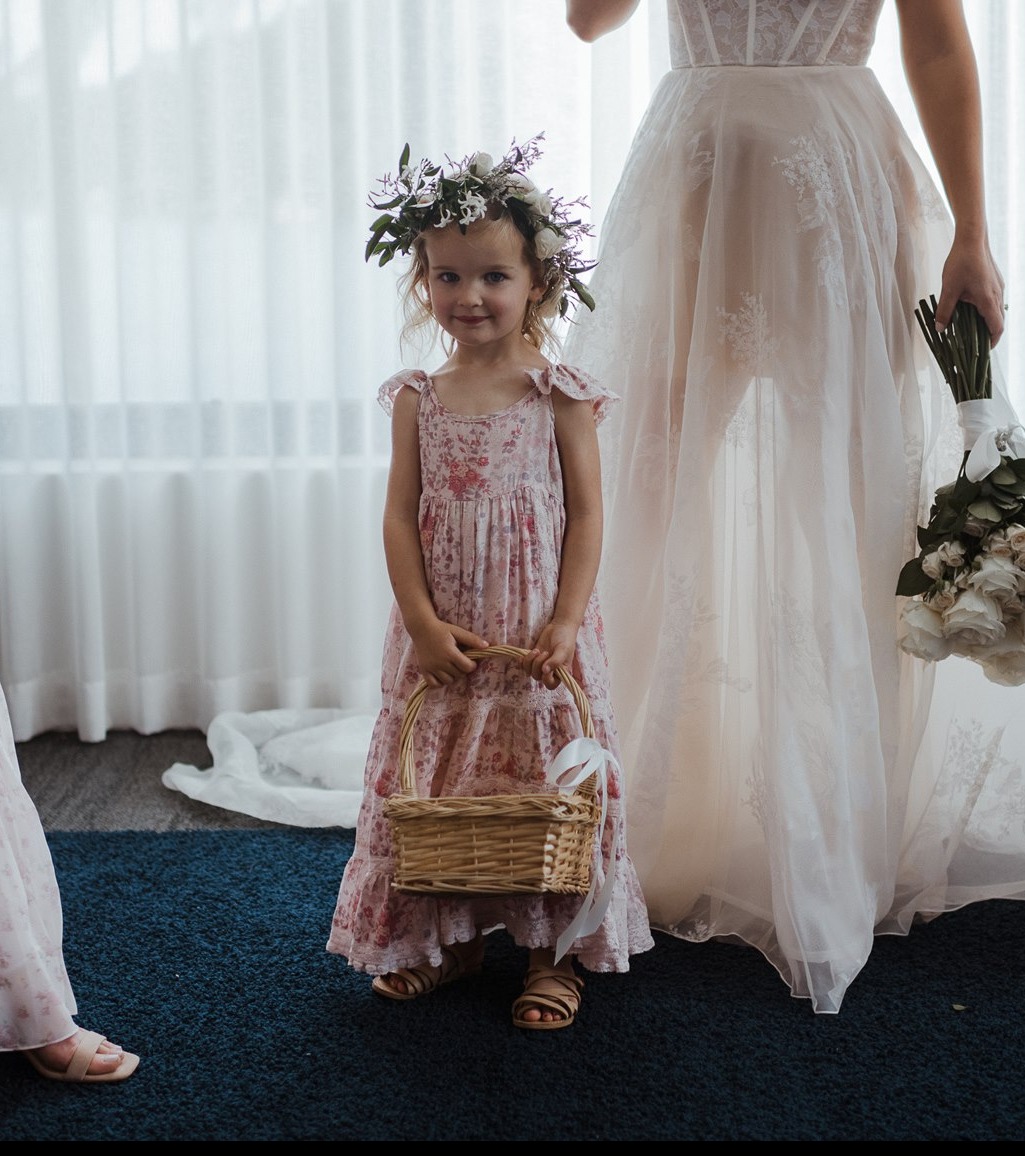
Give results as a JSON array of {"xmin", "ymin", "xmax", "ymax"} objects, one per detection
[{"xmin": 326, "ymin": 136, "xmax": 653, "ymax": 1029}]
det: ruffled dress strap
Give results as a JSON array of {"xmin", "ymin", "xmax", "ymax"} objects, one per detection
[
  {"xmin": 377, "ymin": 369, "xmax": 430, "ymax": 416},
  {"xmin": 526, "ymin": 364, "xmax": 620, "ymax": 427}
]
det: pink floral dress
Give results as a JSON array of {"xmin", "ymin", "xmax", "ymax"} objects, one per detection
[{"xmin": 327, "ymin": 364, "xmax": 653, "ymax": 974}]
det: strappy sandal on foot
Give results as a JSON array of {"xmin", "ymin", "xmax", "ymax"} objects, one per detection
[
  {"xmin": 23, "ymin": 1030, "xmax": 140, "ymax": 1083},
  {"xmin": 371, "ymin": 936, "xmax": 485, "ymax": 1001},
  {"xmin": 512, "ymin": 965, "xmax": 584, "ymax": 1031}
]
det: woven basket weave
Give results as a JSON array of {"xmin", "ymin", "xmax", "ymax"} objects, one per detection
[{"xmin": 384, "ymin": 644, "xmax": 600, "ymax": 896}]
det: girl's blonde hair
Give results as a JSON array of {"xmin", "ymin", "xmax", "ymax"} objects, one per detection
[{"xmin": 397, "ymin": 210, "xmax": 564, "ymax": 360}]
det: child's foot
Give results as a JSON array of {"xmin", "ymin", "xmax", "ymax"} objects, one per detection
[
  {"xmin": 372, "ymin": 935, "xmax": 485, "ymax": 1001},
  {"xmin": 512, "ymin": 948, "xmax": 584, "ymax": 1030},
  {"xmin": 23, "ymin": 1028, "xmax": 140, "ymax": 1083}
]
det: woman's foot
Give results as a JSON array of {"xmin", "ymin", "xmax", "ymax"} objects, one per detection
[
  {"xmin": 372, "ymin": 934, "xmax": 485, "ymax": 1000},
  {"xmin": 23, "ymin": 1028, "xmax": 140, "ymax": 1083},
  {"xmin": 512, "ymin": 948, "xmax": 584, "ymax": 1030}
]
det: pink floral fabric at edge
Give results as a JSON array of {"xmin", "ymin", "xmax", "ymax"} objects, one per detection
[
  {"xmin": 0, "ymin": 686, "xmax": 78, "ymax": 1052},
  {"xmin": 327, "ymin": 364, "xmax": 654, "ymax": 974}
]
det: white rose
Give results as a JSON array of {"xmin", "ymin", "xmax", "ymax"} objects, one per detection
[
  {"xmin": 469, "ymin": 152, "xmax": 494, "ymax": 177},
  {"xmin": 942, "ymin": 588, "xmax": 1007, "ymax": 647},
  {"xmin": 523, "ymin": 188, "xmax": 552, "ymax": 215},
  {"xmin": 936, "ymin": 540, "xmax": 968, "ymax": 569},
  {"xmin": 978, "ymin": 616, "xmax": 1025, "ymax": 685},
  {"xmin": 928, "ymin": 583, "xmax": 959, "ymax": 612},
  {"xmin": 1005, "ymin": 523, "xmax": 1025, "ymax": 555},
  {"xmin": 504, "ymin": 172, "xmax": 536, "ymax": 197},
  {"xmin": 983, "ymin": 528, "xmax": 1015, "ymax": 558},
  {"xmin": 920, "ymin": 551, "xmax": 944, "ymax": 580},
  {"xmin": 981, "ymin": 650, "xmax": 1025, "ymax": 685},
  {"xmin": 898, "ymin": 601, "xmax": 953, "ymax": 662},
  {"xmin": 967, "ymin": 552, "xmax": 1025, "ymax": 605},
  {"xmin": 534, "ymin": 226, "xmax": 566, "ymax": 260}
]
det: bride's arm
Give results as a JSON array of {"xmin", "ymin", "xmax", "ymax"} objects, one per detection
[
  {"xmin": 895, "ymin": 0, "xmax": 1005, "ymax": 343},
  {"xmin": 565, "ymin": 0, "xmax": 640, "ymax": 42}
]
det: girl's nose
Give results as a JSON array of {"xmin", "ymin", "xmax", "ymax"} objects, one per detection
[{"xmin": 457, "ymin": 280, "xmax": 483, "ymax": 305}]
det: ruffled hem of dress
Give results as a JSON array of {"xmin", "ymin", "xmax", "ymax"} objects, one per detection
[{"xmin": 328, "ymin": 853, "xmax": 654, "ymax": 975}]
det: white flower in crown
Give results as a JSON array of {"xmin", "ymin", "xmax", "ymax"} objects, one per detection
[
  {"xmin": 503, "ymin": 171, "xmax": 553, "ymax": 215},
  {"xmin": 457, "ymin": 190, "xmax": 489, "ymax": 227},
  {"xmin": 534, "ymin": 226, "xmax": 567, "ymax": 260},
  {"xmin": 469, "ymin": 151, "xmax": 494, "ymax": 176}
]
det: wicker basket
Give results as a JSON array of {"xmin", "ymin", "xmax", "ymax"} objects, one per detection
[{"xmin": 384, "ymin": 644, "xmax": 601, "ymax": 896}]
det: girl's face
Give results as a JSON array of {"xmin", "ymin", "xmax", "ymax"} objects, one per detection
[{"xmin": 421, "ymin": 217, "xmax": 543, "ymax": 351}]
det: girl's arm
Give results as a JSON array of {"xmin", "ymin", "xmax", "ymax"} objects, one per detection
[
  {"xmin": 524, "ymin": 391, "xmax": 604, "ymax": 689},
  {"xmin": 895, "ymin": 0, "xmax": 1005, "ymax": 343},
  {"xmin": 565, "ymin": 0, "xmax": 640, "ymax": 42},
  {"xmin": 384, "ymin": 386, "xmax": 488, "ymax": 688}
]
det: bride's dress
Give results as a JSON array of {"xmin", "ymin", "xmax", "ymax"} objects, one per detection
[
  {"xmin": 164, "ymin": 0, "xmax": 1025, "ymax": 1013},
  {"xmin": 559, "ymin": 0, "xmax": 1025, "ymax": 1012}
]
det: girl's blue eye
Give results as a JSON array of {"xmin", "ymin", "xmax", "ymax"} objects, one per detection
[
  {"xmin": 485, "ymin": 272, "xmax": 507, "ymax": 283},
  {"xmin": 438, "ymin": 272, "xmax": 458, "ymax": 283}
]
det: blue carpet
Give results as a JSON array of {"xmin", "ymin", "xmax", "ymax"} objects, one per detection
[{"xmin": 2, "ymin": 829, "xmax": 1024, "ymax": 1140}]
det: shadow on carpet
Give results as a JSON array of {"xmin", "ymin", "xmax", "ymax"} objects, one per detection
[{"xmin": 2, "ymin": 829, "xmax": 1024, "ymax": 1140}]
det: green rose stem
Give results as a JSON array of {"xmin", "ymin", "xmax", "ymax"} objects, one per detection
[{"xmin": 913, "ymin": 295, "xmax": 992, "ymax": 405}]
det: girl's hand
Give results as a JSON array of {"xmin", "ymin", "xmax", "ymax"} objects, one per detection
[
  {"xmin": 522, "ymin": 623, "xmax": 578, "ymax": 690},
  {"xmin": 935, "ymin": 236, "xmax": 1006, "ymax": 345},
  {"xmin": 410, "ymin": 620, "xmax": 489, "ymax": 689}
]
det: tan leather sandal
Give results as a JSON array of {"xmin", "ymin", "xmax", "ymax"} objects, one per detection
[
  {"xmin": 511, "ymin": 964, "xmax": 584, "ymax": 1030},
  {"xmin": 372, "ymin": 935, "xmax": 485, "ymax": 1001}
]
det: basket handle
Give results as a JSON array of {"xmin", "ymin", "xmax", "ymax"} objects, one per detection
[{"xmin": 397, "ymin": 644, "xmax": 595, "ymax": 797}]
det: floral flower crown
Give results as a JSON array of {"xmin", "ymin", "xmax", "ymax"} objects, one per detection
[{"xmin": 364, "ymin": 133, "xmax": 596, "ymax": 318}]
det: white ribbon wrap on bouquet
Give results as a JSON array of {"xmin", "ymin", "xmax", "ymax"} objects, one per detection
[
  {"xmin": 543, "ymin": 736, "xmax": 622, "ymax": 962},
  {"xmin": 957, "ymin": 397, "xmax": 1025, "ymax": 482}
]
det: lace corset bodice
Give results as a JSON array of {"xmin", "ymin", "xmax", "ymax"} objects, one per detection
[{"xmin": 668, "ymin": 0, "xmax": 884, "ymax": 67}]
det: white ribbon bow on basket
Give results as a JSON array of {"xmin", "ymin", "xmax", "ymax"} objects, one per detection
[
  {"xmin": 543, "ymin": 736, "xmax": 623, "ymax": 963},
  {"xmin": 957, "ymin": 396, "xmax": 1025, "ymax": 482}
]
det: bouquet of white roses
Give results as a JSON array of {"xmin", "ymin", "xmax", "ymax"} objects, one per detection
[{"xmin": 896, "ymin": 297, "xmax": 1025, "ymax": 685}]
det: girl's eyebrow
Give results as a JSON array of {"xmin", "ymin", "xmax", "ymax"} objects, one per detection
[{"xmin": 431, "ymin": 262, "xmax": 519, "ymax": 272}]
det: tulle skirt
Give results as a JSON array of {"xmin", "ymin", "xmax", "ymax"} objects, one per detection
[{"xmin": 563, "ymin": 64, "xmax": 1025, "ymax": 1013}]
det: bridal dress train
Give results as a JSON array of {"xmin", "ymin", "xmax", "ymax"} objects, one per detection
[{"xmin": 561, "ymin": 0, "xmax": 1025, "ymax": 1012}]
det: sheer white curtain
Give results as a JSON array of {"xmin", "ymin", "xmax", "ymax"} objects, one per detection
[
  {"xmin": 0, "ymin": 0, "xmax": 659, "ymax": 742},
  {"xmin": 0, "ymin": 0, "xmax": 1021, "ymax": 746}
]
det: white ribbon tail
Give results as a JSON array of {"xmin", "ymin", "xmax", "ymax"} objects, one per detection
[
  {"xmin": 544, "ymin": 736, "xmax": 622, "ymax": 963},
  {"xmin": 957, "ymin": 398, "xmax": 1025, "ymax": 482}
]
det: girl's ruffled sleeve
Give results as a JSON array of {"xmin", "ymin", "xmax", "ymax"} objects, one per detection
[
  {"xmin": 377, "ymin": 369, "xmax": 429, "ymax": 416},
  {"xmin": 528, "ymin": 364, "xmax": 620, "ymax": 427}
]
